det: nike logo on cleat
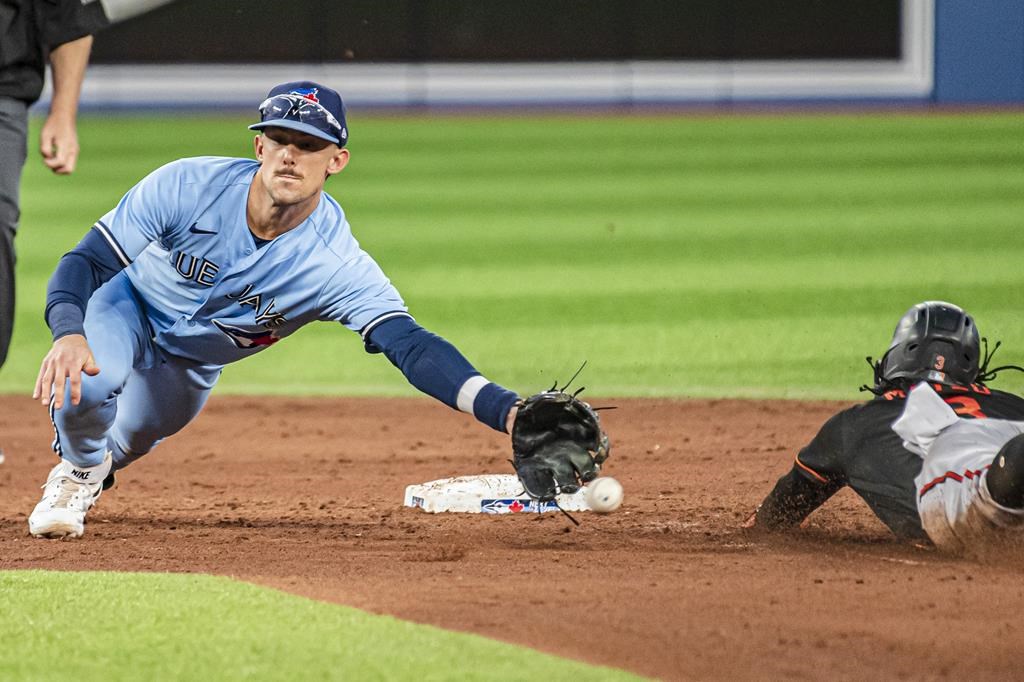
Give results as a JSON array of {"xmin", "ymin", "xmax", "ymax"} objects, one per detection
[
  {"xmin": 189, "ymin": 223, "xmax": 217, "ymax": 235},
  {"xmin": 70, "ymin": 470, "xmax": 90, "ymax": 480}
]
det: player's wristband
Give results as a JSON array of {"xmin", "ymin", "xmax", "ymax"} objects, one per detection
[
  {"xmin": 367, "ymin": 316, "xmax": 519, "ymax": 432},
  {"xmin": 456, "ymin": 377, "xmax": 519, "ymax": 432}
]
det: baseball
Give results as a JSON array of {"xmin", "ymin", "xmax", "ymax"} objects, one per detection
[{"xmin": 586, "ymin": 476, "xmax": 623, "ymax": 513}]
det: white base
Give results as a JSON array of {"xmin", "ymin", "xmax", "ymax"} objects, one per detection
[{"xmin": 404, "ymin": 474, "xmax": 591, "ymax": 514}]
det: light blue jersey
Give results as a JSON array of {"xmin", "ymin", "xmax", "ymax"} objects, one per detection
[
  {"xmin": 93, "ymin": 156, "xmax": 406, "ymax": 365},
  {"xmin": 44, "ymin": 152, "xmax": 517, "ymax": 474}
]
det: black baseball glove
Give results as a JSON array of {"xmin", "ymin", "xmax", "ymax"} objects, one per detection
[{"xmin": 511, "ymin": 391, "xmax": 610, "ymax": 501}]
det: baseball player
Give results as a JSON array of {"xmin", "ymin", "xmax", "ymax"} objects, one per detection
[
  {"xmin": 746, "ymin": 301, "xmax": 1024, "ymax": 553},
  {"xmin": 28, "ymin": 81, "xmax": 540, "ymax": 539}
]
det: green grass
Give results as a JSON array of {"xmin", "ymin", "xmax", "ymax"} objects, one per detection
[
  {"xmin": 3, "ymin": 111, "xmax": 1023, "ymax": 398},
  {"xmin": 0, "ymin": 570, "xmax": 639, "ymax": 681}
]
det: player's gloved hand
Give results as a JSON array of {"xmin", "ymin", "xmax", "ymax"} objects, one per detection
[{"xmin": 511, "ymin": 391, "xmax": 610, "ymax": 501}]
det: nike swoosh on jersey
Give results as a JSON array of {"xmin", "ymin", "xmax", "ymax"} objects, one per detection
[{"xmin": 188, "ymin": 223, "xmax": 217, "ymax": 235}]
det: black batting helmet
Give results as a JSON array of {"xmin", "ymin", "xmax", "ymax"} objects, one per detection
[{"xmin": 879, "ymin": 301, "xmax": 980, "ymax": 387}]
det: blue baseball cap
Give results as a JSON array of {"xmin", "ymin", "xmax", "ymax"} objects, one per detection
[{"xmin": 249, "ymin": 81, "xmax": 349, "ymax": 147}]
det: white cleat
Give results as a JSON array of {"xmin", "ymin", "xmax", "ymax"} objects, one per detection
[{"xmin": 28, "ymin": 453, "xmax": 111, "ymax": 539}]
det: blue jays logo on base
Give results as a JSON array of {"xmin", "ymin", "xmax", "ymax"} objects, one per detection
[
  {"xmin": 213, "ymin": 319, "xmax": 281, "ymax": 349},
  {"xmin": 481, "ymin": 498, "xmax": 561, "ymax": 514}
]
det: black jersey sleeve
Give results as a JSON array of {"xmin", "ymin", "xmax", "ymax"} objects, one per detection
[
  {"xmin": 43, "ymin": 0, "xmax": 108, "ymax": 49},
  {"xmin": 754, "ymin": 468, "xmax": 842, "ymax": 528},
  {"xmin": 793, "ymin": 411, "xmax": 848, "ymax": 484},
  {"xmin": 752, "ymin": 410, "xmax": 848, "ymax": 528}
]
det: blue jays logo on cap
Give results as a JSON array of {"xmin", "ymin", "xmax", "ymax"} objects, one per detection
[
  {"xmin": 249, "ymin": 81, "xmax": 349, "ymax": 147},
  {"xmin": 291, "ymin": 86, "xmax": 320, "ymax": 103}
]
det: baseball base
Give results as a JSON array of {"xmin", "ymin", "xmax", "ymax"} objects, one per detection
[{"xmin": 404, "ymin": 474, "xmax": 591, "ymax": 514}]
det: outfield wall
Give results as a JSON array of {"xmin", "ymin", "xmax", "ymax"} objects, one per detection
[
  {"xmin": 39, "ymin": 0, "xmax": 1024, "ymax": 109},
  {"xmin": 934, "ymin": 0, "xmax": 1024, "ymax": 103}
]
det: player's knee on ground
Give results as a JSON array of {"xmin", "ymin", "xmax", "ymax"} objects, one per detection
[{"xmin": 987, "ymin": 433, "xmax": 1024, "ymax": 509}]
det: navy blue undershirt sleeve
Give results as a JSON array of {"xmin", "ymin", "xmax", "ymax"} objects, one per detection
[
  {"xmin": 45, "ymin": 227, "xmax": 128, "ymax": 340},
  {"xmin": 364, "ymin": 316, "xmax": 519, "ymax": 432}
]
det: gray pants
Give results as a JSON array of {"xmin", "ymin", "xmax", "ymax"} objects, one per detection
[{"xmin": 0, "ymin": 96, "xmax": 28, "ymax": 369}]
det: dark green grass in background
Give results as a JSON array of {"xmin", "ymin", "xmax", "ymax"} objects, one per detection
[{"xmin": 4, "ymin": 112, "xmax": 1022, "ymax": 398}]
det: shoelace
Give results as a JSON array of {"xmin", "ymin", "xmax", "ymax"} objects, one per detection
[{"xmin": 43, "ymin": 476, "xmax": 92, "ymax": 509}]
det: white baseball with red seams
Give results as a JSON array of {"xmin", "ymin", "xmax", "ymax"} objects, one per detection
[{"xmin": 586, "ymin": 477, "xmax": 623, "ymax": 513}]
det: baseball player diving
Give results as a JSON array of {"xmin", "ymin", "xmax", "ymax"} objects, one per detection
[
  {"xmin": 28, "ymin": 81, "xmax": 609, "ymax": 539},
  {"xmin": 746, "ymin": 301, "xmax": 1024, "ymax": 554}
]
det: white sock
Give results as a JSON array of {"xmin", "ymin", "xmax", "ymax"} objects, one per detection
[{"xmin": 58, "ymin": 451, "xmax": 112, "ymax": 488}]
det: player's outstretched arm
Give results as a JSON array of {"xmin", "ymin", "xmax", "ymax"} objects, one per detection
[
  {"xmin": 33, "ymin": 334, "xmax": 99, "ymax": 409},
  {"xmin": 744, "ymin": 466, "xmax": 842, "ymax": 531},
  {"xmin": 364, "ymin": 316, "xmax": 519, "ymax": 432},
  {"xmin": 364, "ymin": 317, "xmax": 610, "ymax": 501},
  {"xmin": 745, "ymin": 411, "xmax": 848, "ymax": 531}
]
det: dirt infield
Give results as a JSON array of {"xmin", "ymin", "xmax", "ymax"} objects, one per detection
[{"xmin": 2, "ymin": 395, "xmax": 1022, "ymax": 680}]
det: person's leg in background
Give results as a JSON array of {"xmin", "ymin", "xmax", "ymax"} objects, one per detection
[{"xmin": 0, "ymin": 96, "xmax": 28, "ymax": 370}]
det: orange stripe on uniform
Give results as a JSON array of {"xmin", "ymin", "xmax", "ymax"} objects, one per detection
[
  {"xmin": 918, "ymin": 464, "xmax": 991, "ymax": 499},
  {"xmin": 795, "ymin": 456, "xmax": 829, "ymax": 484}
]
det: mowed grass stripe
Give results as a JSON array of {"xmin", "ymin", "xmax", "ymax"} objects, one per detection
[
  {"xmin": 3, "ymin": 112, "xmax": 1021, "ymax": 398},
  {"xmin": 0, "ymin": 571, "xmax": 641, "ymax": 681}
]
